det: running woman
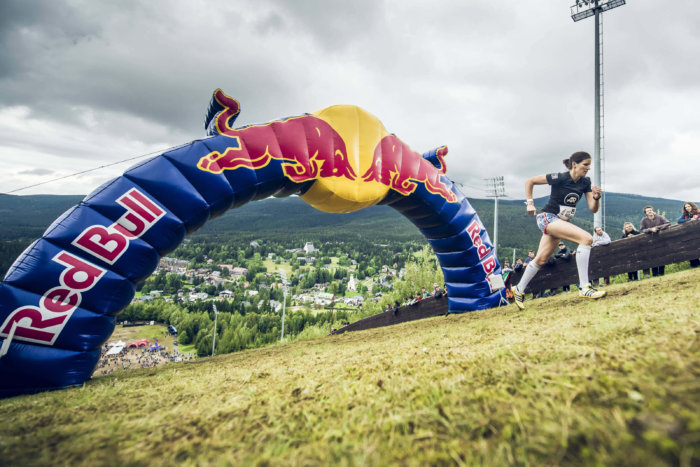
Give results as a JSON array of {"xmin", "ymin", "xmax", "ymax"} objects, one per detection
[{"xmin": 511, "ymin": 151, "xmax": 606, "ymax": 309}]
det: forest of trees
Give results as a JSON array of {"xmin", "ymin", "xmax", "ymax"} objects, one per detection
[
  {"xmin": 119, "ymin": 242, "xmax": 444, "ymax": 358},
  {"xmin": 120, "ymin": 300, "xmax": 349, "ymax": 357}
]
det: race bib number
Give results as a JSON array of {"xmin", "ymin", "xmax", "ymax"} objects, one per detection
[{"xmin": 558, "ymin": 205, "xmax": 576, "ymax": 221}]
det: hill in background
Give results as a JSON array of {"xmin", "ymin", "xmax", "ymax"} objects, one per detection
[{"xmin": 0, "ymin": 191, "xmax": 690, "ymax": 274}]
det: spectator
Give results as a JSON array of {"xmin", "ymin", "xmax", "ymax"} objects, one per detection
[
  {"xmin": 502, "ymin": 261, "xmax": 513, "ymax": 272},
  {"xmin": 513, "ymin": 258, "xmax": 524, "ymax": 272},
  {"xmin": 524, "ymin": 250, "xmax": 535, "ymax": 264},
  {"xmin": 554, "ymin": 241, "xmax": 572, "ymax": 291},
  {"xmin": 392, "ymin": 300, "xmax": 400, "ymax": 316},
  {"xmin": 592, "ymin": 226, "xmax": 611, "ymax": 246},
  {"xmin": 678, "ymin": 201, "xmax": 700, "ymax": 223},
  {"xmin": 591, "ymin": 226, "xmax": 611, "ymax": 285},
  {"xmin": 641, "ymin": 205, "xmax": 670, "ymax": 276},
  {"xmin": 678, "ymin": 201, "xmax": 700, "ymax": 267},
  {"xmin": 622, "ymin": 222, "xmax": 641, "ymax": 281},
  {"xmin": 554, "ymin": 241, "xmax": 572, "ymax": 261},
  {"xmin": 433, "ymin": 283, "xmax": 445, "ymax": 298},
  {"xmin": 641, "ymin": 205, "xmax": 670, "ymax": 234},
  {"xmin": 421, "ymin": 286, "xmax": 431, "ymax": 299},
  {"xmin": 622, "ymin": 222, "xmax": 640, "ymax": 238}
]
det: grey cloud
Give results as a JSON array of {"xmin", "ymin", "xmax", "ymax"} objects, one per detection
[
  {"xmin": 265, "ymin": 0, "xmax": 385, "ymax": 51},
  {"xmin": 0, "ymin": 0, "xmax": 697, "ymax": 200},
  {"xmin": 18, "ymin": 168, "xmax": 54, "ymax": 176}
]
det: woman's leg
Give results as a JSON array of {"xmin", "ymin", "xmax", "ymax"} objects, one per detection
[
  {"xmin": 545, "ymin": 220, "xmax": 594, "ymax": 287},
  {"xmin": 516, "ymin": 233, "xmax": 559, "ymax": 294}
]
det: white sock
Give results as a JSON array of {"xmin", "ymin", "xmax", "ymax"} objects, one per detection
[
  {"xmin": 576, "ymin": 244, "xmax": 592, "ymax": 286},
  {"xmin": 516, "ymin": 262, "xmax": 541, "ymax": 293}
]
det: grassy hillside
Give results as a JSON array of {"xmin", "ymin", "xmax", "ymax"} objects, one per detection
[{"xmin": 1, "ymin": 269, "xmax": 698, "ymax": 465}]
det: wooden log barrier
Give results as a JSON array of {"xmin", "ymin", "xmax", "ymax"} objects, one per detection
[
  {"xmin": 510, "ymin": 220, "xmax": 700, "ymax": 294},
  {"xmin": 332, "ymin": 221, "xmax": 700, "ymax": 335},
  {"xmin": 331, "ymin": 295, "xmax": 449, "ymax": 335}
]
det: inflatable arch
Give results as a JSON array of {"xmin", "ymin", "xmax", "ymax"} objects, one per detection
[{"xmin": 0, "ymin": 89, "xmax": 504, "ymax": 397}]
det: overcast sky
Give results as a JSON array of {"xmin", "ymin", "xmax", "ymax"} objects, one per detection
[{"xmin": 1, "ymin": 0, "xmax": 698, "ymax": 203}]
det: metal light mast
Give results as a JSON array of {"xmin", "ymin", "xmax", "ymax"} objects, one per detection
[
  {"xmin": 484, "ymin": 176, "xmax": 506, "ymax": 260},
  {"xmin": 571, "ymin": 0, "xmax": 625, "ymax": 229},
  {"xmin": 211, "ymin": 304, "xmax": 219, "ymax": 356}
]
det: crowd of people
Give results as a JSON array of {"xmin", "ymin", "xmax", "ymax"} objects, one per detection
[
  {"xmin": 504, "ymin": 151, "xmax": 698, "ymax": 310},
  {"xmin": 94, "ymin": 341, "xmax": 195, "ymax": 376}
]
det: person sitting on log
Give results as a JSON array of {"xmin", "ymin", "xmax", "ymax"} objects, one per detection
[{"xmin": 678, "ymin": 201, "xmax": 700, "ymax": 267}]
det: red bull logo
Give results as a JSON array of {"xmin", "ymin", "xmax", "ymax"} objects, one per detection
[
  {"xmin": 0, "ymin": 189, "xmax": 164, "ymax": 345},
  {"xmin": 197, "ymin": 115, "xmax": 356, "ymax": 183},
  {"xmin": 196, "ymin": 91, "xmax": 456, "ymax": 213},
  {"xmin": 198, "ymin": 90, "xmax": 356, "ymax": 184},
  {"xmin": 0, "ymin": 252, "xmax": 106, "ymax": 345},
  {"xmin": 466, "ymin": 219, "xmax": 502, "ymax": 292},
  {"xmin": 361, "ymin": 136, "xmax": 456, "ymax": 203}
]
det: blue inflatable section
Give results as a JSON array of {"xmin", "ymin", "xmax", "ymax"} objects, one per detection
[{"xmin": 0, "ymin": 91, "xmax": 503, "ymax": 397}]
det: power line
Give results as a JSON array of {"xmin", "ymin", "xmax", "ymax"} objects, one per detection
[
  {"xmin": 1, "ymin": 144, "xmax": 184, "ymax": 195},
  {"xmin": 455, "ymin": 182, "xmax": 487, "ymax": 193}
]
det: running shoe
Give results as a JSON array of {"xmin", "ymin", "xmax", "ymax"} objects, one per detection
[
  {"xmin": 511, "ymin": 285, "xmax": 525, "ymax": 310},
  {"xmin": 578, "ymin": 283, "xmax": 607, "ymax": 299}
]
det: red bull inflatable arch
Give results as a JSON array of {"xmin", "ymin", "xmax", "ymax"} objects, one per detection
[{"xmin": 0, "ymin": 89, "xmax": 505, "ymax": 397}]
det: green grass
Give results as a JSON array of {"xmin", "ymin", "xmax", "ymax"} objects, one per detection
[
  {"xmin": 262, "ymin": 258, "xmax": 292, "ymax": 276},
  {"xmin": 1, "ymin": 269, "xmax": 698, "ymax": 465},
  {"xmin": 110, "ymin": 324, "xmax": 172, "ymax": 344},
  {"xmin": 178, "ymin": 343, "xmax": 196, "ymax": 355}
]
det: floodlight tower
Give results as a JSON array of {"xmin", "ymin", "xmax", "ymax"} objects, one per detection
[
  {"xmin": 484, "ymin": 176, "xmax": 506, "ymax": 260},
  {"xmin": 571, "ymin": 0, "xmax": 625, "ymax": 230}
]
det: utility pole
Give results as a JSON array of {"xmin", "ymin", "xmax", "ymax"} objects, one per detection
[
  {"xmin": 570, "ymin": 0, "xmax": 625, "ymax": 230},
  {"xmin": 280, "ymin": 270, "xmax": 288, "ymax": 341},
  {"xmin": 484, "ymin": 176, "xmax": 506, "ymax": 260},
  {"xmin": 211, "ymin": 304, "xmax": 219, "ymax": 356}
]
